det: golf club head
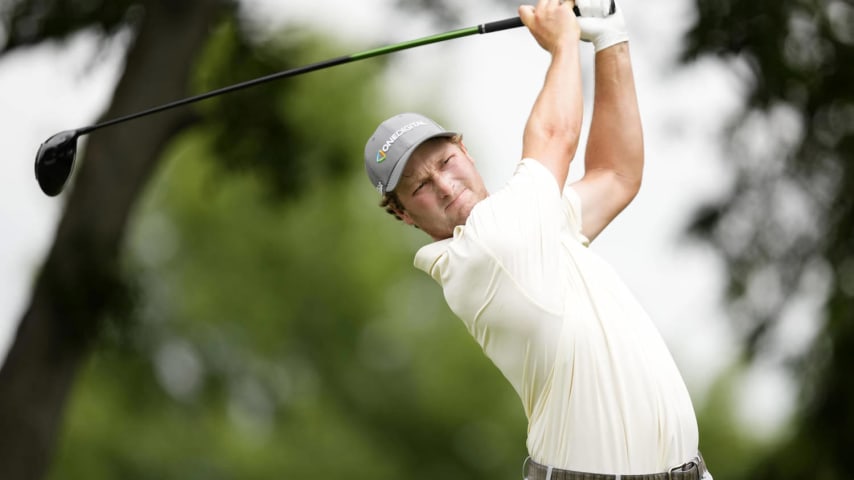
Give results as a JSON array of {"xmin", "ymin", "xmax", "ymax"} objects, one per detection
[{"xmin": 35, "ymin": 130, "xmax": 80, "ymax": 196}]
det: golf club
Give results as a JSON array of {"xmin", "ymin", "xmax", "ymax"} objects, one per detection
[{"xmin": 34, "ymin": 4, "xmax": 612, "ymax": 197}]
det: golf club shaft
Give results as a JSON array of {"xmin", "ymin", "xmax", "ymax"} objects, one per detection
[{"xmin": 78, "ymin": 16, "xmax": 525, "ymax": 135}]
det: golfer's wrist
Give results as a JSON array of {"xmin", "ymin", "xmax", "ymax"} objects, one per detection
[
  {"xmin": 552, "ymin": 35, "xmax": 581, "ymax": 56},
  {"xmin": 593, "ymin": 35, "xmax": 628, "ymax": 52}
]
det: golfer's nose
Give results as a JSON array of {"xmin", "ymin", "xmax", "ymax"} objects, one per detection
[{"xmin": 434, "ymin": 174, "xmax": 455, "ymax": 198}]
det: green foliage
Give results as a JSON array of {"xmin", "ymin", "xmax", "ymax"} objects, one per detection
[
  {"xmin": 684, "ymin": 0, "xmax": 854, "ymax": 477},
  {"xmin": 0, "ymin": 0, "xmax": 223, "ymax": 52},
  {"xmin": 694, "ymin": 362, "xmax": 780, "ymax": 480},
  {"xmin": 191, "ymin": 19, "xmax": 383, "ymax": 201}
]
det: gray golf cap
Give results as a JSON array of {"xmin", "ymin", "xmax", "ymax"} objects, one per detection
[{"xmin": 365, "ymin": 112, "xmax": 458, "ymax": 195}]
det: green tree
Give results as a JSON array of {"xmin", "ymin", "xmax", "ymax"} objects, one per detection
[
  {"xmin": 0, "ymin": 1, "xmax": 226, "ymax": 478},
  {"xmin": 683, "ymin": 0, "xmax": 854, "ymax": 477}
]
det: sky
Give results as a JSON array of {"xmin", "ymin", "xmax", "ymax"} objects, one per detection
[{"xmin": 0, "ymin": 0, "xmax": 797, "ymax": 437}]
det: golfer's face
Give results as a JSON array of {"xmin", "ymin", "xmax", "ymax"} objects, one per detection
[{"xmin": 395, "ymin": 139, "xmax": 488, "ymax": 240}]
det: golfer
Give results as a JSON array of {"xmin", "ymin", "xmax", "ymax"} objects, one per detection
[{"xmin": 365, "ymin": 1, "xmax": 711, "ymax": 478}]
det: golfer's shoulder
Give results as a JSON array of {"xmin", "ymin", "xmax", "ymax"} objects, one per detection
[
  {"xmin": 465, "ymin": 159, "xmax": 564, "ymax": 239},
  {"xmin": 512, "ymin": 158, "xmax": 562, "ymax": 191},
  {"xmin": 485, "ymin": 159, "xmax": 564, "ymax": 216}
]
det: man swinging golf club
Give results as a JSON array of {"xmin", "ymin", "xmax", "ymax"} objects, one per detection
[{"xmin": 365, "ymin": 0, "xmax": 712, "ymax": 478}]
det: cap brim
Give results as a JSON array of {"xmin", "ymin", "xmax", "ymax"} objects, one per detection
[{"xmin": 384, "ymin": 131, "xmax": 458, "ymax": 193}]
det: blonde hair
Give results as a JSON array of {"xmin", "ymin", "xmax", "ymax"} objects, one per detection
[{"xmin": 378, "ymin": 134, "xmax": 463, "ymax": 223}]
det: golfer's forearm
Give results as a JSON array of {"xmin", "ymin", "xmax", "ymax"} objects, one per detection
[
  {"xmin": 585, "ymin": 42, "xmax": 643, "ymax": 185},
  {"xmin": 522, "ymin": 44, "xmax": 583, "ymax": 188}
]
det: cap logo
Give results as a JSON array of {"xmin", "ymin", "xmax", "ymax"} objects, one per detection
[{"xmin": 375, "ymin": 120, "xmax": 428, "ymax": 163}]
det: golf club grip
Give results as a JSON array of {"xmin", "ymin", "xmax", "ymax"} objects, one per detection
[
  {"xmin": 479, "ymin": 0, "xmax": 615, "ymax": 34},
  {"xmin": 479, "ymin": 17, "xmax": 524, "ymax": 34}
]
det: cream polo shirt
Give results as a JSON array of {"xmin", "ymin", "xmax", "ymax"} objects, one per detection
[{"xmin": 414, "ymin": 159, "xmax": 699, "ymax": 474}]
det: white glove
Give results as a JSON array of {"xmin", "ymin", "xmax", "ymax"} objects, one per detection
[{"xmin": 575, "ymin": 0, "xmax": 629, "ymax": 52}]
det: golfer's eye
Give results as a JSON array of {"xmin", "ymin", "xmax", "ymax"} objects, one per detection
[
  {"xmin": 443, "ymin": 155, "xmax": 453, "ymax": 165},
  {"xmin": 414, "ymin": 181, "xmax": 427, "ymax": 194}
]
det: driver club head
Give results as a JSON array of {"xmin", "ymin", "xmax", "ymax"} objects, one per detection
[{"xmin": 35, "ymin": 130, "xmax": 80, "ymax": 196}]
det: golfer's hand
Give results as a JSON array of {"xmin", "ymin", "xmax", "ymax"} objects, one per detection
[
  {"xmin": 575, "ymin": 0, "xmax": 628, "ymax": 52},
  {"xmin": 519, "ymin": 0, "xmax": 581, "ymax": 54}
]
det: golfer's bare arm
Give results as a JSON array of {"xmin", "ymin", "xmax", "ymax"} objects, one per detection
[
  {"xmin": 519, "ymin": 0, "xmax": 584, "ymax": 189},
  {"xmin": 570, "ymin": 42, "xmax": 643, "ymax": 241}
]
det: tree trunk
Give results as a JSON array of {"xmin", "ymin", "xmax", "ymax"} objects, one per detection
[{"xmin": 0, "ymin": 1, "xmax": 222, "ymax": 478}]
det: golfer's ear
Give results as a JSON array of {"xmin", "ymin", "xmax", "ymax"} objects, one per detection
[
  {"xmin": 392, "ymin": 204, "xmax": 416, "ymax": 226},
  {"xmin": 400, "ymin": 211, "xmax": 416, "ymax": 226}
]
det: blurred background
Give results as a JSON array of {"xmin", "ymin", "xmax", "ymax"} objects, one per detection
[{"xmin": 0, "ymin": 0, "xmax": 851, "ymax": 479}]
